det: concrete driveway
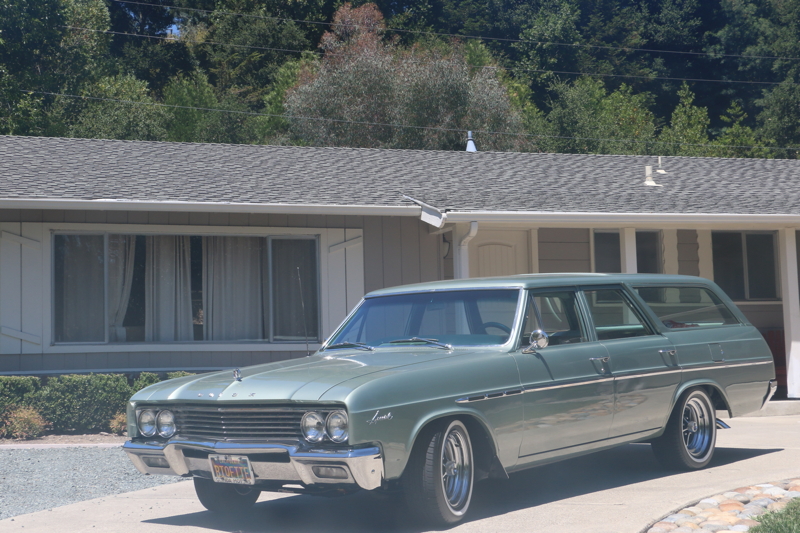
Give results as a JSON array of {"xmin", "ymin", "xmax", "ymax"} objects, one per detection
[{"xmin": 3, "ymin": 415, "xmax": 799, "ymax": 533}]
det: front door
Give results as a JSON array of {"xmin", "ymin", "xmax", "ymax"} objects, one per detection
[
  {"xmin": 581, "ymin": 286, "xmax": 680, "ymax": 439},
  {"xmin": 514, "ymin": 289, "xmax": 615, "ymax": 459}
]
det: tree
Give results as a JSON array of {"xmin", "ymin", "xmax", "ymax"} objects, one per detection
[
  {"xmin": 713, "ymin": 102, "xmax": 772, "ymax": 158},
  {"xmin": 66, "ymin": 74, "xmax": 168, "ymax": 140},
  {"xmin": 756, "ymin": 80, "xmax": 800, "ymax": 157},
  {"xmin": 658, "ymin": 83, "xmax": 710, "ymax": 156},
  {"xmin": 286, "ymin": 3, "xmax": 530, "ymax": 151}
]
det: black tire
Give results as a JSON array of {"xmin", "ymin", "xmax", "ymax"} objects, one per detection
[
  {"xmin": 405, "ymin": 419, "xmax": 474, "ymax": 526},
  {"xmin": 651, "ymin": 388, "xmax": 716, "ymax": 470},
  {"xmin": 193, "ymin": 477, "xmax": 260, "ymax": 513}
]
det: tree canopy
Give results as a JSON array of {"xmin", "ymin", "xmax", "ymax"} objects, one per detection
[{"xmin": 1, "ymin": 0, "xmax": 799, "ymax": 157}]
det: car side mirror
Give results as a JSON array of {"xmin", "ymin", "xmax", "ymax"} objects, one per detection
[{"xmin": 522, "ymin": 329, "xmax": 549, "ymax": 353}]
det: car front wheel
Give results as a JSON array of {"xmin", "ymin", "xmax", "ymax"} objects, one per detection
[
  {"xmin": 405, "ymin": 419, "xmax": 474, "ymax": 526},
  {"xmin": 193, "ymin": 477, "xmax": 260, "ymax": 513},
  {"xmin": 652, "ymin": 388, "xmax": 717, "ymax": 470}
]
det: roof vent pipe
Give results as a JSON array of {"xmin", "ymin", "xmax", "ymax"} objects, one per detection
[
  {"xmin": 466, "ymin": 131, "xmax": 477, "ymax": 152},
  {"xmin": 644, "ymin": 165, "xmax": 663, "ymax": 187}
]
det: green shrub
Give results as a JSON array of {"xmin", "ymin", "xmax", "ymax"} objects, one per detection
[
  {"xmin": 132, "ymin": 372, "xmax": 161, "ymax": 393},
  {"xmin": 4, "ymin": 406, "xmax": 48, "ymax": 439},
  {"xmin": 0, "ymin": 376, "xmax": 41, "ymax": 414},
  {"xmin": 32, "ymin": 374, "xmax": 131, "ymax": 433},
  {"xmin": 166, "ymin": 371, "xmax": 195, "ymax": 380},
  {"xmin": 751, "ymin": 498, "xmax": 800, "ymax": 533}
]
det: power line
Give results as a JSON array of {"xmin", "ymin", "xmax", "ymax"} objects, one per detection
[
  {"xmin": 64, "ymin": 26, "xmax": 787, "ymax": 86},
  {"xmin": 112, "ymin": 0, "xmax": 800, "ymax": 62},
  {"xmin": 27, "ymin": 89, "xmax": 798, "ymax": 152}
]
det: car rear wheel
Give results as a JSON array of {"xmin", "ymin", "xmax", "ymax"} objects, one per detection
[
  {"xmin": 405, "ymin": 419, "xmax": 474, "ymax": 526},
  {"xmin": 193, "ymin": 477, "xmax": 260, "ymax": 513},
  {"xmin": 652, "ymin": 388, "xmax": 716, "ymax": 470}
]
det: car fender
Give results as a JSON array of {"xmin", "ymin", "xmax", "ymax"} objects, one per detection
[{"xmin": 671, "ymin": 377, "xmax": 732, "ymax": 417}]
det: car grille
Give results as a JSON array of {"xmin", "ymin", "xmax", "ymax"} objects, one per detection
[{"xmin": 171, "ymin": 404, "xmax": 320, "ymax": 442}]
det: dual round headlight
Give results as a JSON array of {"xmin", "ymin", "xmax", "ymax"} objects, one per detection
[
  {"xmin": 137, "ymin": 409, "xmax": 176, "ymax": 438},
  {"xmin": 301, "ymin": 410, "xmax": 348, "ymax": 443}
]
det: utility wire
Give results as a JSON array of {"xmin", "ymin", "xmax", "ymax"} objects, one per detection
[
  {"xmin": 64, "ymin": 26, "xmax": 788, "ymax": 86},
  {"xmin": 26, "ymin": 89, "xmax": 799, "ymax": 152},
  {"xmin": 112, "ymin": 0, "xmax": 800, "ymax": 62}
]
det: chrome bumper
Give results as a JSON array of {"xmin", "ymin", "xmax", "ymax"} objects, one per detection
[
  {"xmin": 123, "ymin": 440, "xmax": 384, "ymax": 491},
  {"xmin": 762, "ymin": 379, "xmax": 779, "ymax": 408}
]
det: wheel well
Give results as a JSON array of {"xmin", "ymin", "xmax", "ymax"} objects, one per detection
[
  {"xmin": 680, "ymin": 384, "xmax": 730, "ymax": 416},
  {"xmin": 410, "ymin": 415, "xmax": 499, "ymax": 482}
]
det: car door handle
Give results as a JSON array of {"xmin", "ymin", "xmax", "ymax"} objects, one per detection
[
  {"xmin": 589, "ymin": 357, "xmax": 610, "ymax": 375},
  {"xmin": 659, "ymin": 349, "xmax": 678, "ymax": 366}
]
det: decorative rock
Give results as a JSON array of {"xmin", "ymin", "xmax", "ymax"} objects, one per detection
[
  {"xmin": 696, "ymin": 502, "xmax": 717, "ymax": 510},
  {"xmin": 729, "ymin": 494, "xmax": 750, "ymax": 503},
  {"xmin": 738, "ymin": 519, "xmax": 760, "ymax": 527},
  {"xmin": 732, "ymin": 487, "xmax": 751, "ymax": 494},
  {"xmin": 680, "ymin": 507, "xmax": 700, "ymax": 516},
  {"xmin": 647, "ymin": 528, "xmax": 668, "ymax": 533},
  {"xmin": 749, "ymin": 498, "xmax": 775, "ymax": 508},
  {"xmin": 767, "ymin": 501, "xmax": 787, "ymax": 511},
  {"xmin": 710, "ymin": 494, "xmax": 730, "ymax": 503},
  {"xmin": 729, "ymin": 527, "xmax": 750, "ymax": 532},
  {"xmin": 722, "ymin": 492, "xmax": 741, "ymax": 499},
  {"xmin": 785, "ymin": 491, "xmax": 800, "ymax": 498},
  {"xmin": 762, "ymin": 487, "xmax": 787, "ymax": 497},
  {"xmin": 672, "ymin": 527, "xmax": 699, "ymax": 532},
  {"xmin": 698, "ymin": 522, "xmax": 733, "ymax": 532},
  {"xmin": 662, "ymin": 513, "xmax": 691, "ymax": 523},
  {"xmin": 676, "ymin": 516, "xmax": 705, "ymax": 526},
  {"xmin": 718, "ymin": 501, "xmax": 745, "ymax": 512}
]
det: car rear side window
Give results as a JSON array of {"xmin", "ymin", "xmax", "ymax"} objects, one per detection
[
  {"xmin": 521, "ymin": 290, "xmax": 587, "ymax": 346},
  {"xmin": 583, "ymin": 289, "xmax": 654, "ymax": 340},
  {"xmin": 634, "ymin": 286, "xmax": 740, "ymax": 329}
]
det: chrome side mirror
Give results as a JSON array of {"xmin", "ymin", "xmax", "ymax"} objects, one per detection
[{"xmin": 522, "ymin": 329, "xmax": 549, "ymax": 353}]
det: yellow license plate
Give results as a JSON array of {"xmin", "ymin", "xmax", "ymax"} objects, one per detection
[{"xmin": 208, "ymin": 454, "xmax": 255, "ymax": 485}]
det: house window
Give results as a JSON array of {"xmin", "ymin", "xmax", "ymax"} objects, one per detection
[
  {"xmin": 711, "ymin": 232, "xmax": 777, "ymax": 300},
  {"xmin": 593, "ymin": 230, "xmax": 662, "ymax": 273},
  {"xmin": 53, "ymin": 233, "xmax": 320, "ymax": 343}
]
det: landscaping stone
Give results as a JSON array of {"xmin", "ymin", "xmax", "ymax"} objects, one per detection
[{"xmin": 644, "ymin": 479, "xmax": 800, "ymax": 533}]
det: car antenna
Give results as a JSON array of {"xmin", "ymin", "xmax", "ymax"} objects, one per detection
[{"xmin": 297, "ymin": 266, "xmax": 310, "ymax": 356}]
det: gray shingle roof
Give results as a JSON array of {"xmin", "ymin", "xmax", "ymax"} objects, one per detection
[{"xmin": 2, "ymin": 135, "xmax": 800, "ymax": 215}]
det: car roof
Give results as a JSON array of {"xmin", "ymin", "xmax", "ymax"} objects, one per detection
[{"xmin": 365, "ymin": 273, "xmax": 713, "ymax": 298}]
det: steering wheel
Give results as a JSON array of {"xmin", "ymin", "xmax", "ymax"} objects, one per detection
[{"xmin": 481, "ymin": 321, "xmax": 512, "ymax": 334}]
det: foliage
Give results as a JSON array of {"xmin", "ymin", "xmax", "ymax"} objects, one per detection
[
  {"xmin": 166, "ymin": 371, "xmax": 196, "ymax": 379},
  {"xmin": 0, "ymin": 376, "xmax": 40, "ymax": 416},
  {"xmin": 66, "ymin": 74, "xmax": 169, "ymax": 141},
  {"xmin": 31, "ymin": 374, "xmax": 132, "ymax": 433},
  {"xmin": 657, "ymin": 84, "xmax": 710, "ymax": 156},
  {"xmin": 132, "ymin": 372, "xmax": 162, "ymax": 393},
  {"xmin": 286, "ymin": 3, "xmax": 531, "ymax": 151},
  {"xmin": 750, "ymin": 498, "xmax": 800, "ymax": 533},
  {"xmin": 3, "ymin": 406, "xmax": 48, "ymax": 439},
  {"xmin": 109, "ymin": 412, "xmax": 128, "ymax": 435}
]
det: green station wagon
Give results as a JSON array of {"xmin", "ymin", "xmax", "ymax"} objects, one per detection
[{"xmin": 123, "ymin": 274, "xmax": 777, "ymax": 525}]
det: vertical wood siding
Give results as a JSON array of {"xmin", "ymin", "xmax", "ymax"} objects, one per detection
[{"xmin": 538, "ymin": 228, "xmax": 591, "ymax": 273}]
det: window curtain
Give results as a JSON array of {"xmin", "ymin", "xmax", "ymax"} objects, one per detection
[
  {"xmin": 202, "ymin": 236, "xmax": 265, "ymax": 341},
  {"xmin": 272, "ymin": 239, "xmax": 319, "ymax": 341},
  {"xmin": 107, "ymin": 235, "xmax": 136, "ymax": 342},
  {"xmin": 145, "ymin": 236, "xmax": 193, "ymax": 342},
  {"xmin": 54, "ymin": 235, "xmax": 105, "ymax": 342}
]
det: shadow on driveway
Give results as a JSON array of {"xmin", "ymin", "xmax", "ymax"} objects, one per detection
[{"xmin": 143, "ymin": 444, "xmax": 781, "ymax": 533}]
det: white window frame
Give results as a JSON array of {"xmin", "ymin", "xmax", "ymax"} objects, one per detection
[{"xmin": 711, "ymin": 230, "xmax": 780, "ymax": 302}]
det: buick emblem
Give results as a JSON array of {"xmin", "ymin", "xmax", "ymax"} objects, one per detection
[{"xmin": 233, "ymin": 368, "xmax": 242, "ymax": 382}]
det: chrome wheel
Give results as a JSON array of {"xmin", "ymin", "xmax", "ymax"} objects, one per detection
[
  {"xmin": 682, "ymin": 395, "xmax": 713, "ymax": 461},
  {"xmin": 652, "ymin": 388, "xmax": 716, "ymax": 470},
  {"xmin": 441, "ymin": 424, "xmax": 472, "ymax": 513}
]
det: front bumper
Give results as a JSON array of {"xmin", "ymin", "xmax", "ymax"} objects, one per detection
[{"xmin": 123, "ymin": 439, "xmax": 384, "ymax": 491}]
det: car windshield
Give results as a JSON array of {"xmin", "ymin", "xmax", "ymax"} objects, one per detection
[{"xmin": 326, "ymin": 289, "xmax": 520, "ymax": 348}]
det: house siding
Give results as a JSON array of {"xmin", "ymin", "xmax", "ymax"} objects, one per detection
[
  {"xmin": 677, "ymin": 229, "xmax": 700, "ymax": 276},
  {"xmin": 538, "ymin": 228, "xmax": 591, "ymax": 273}
]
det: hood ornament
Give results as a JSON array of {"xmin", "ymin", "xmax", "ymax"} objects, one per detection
[{"xmin": 232, "ymin": 368, "xmax": 242, "ymax": 382}]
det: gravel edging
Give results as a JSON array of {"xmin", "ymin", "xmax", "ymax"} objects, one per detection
[
  {"xmin": 641, "ymin": 477, "xmax": 800, "ymax": 533},
  {"xmin": 0, "ymin": 446, "xmax": 186, "ymax": 520}
]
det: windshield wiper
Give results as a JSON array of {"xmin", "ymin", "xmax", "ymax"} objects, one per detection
[
  {"xmin": 323, "ymin": 342, "xmax": 375, "ymax": 351},
  {"xmin": 383, "ymin": 337, "xmax": 453, "ymax": 350}
]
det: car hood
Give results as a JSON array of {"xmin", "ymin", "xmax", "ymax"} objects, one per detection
[{"xmin": 133, "ymin": 348, "xmax": 464, "ymax": 403}]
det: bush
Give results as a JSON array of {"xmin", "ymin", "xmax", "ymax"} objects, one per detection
[
  {"xmin": 132, "ymin": 372, "xmax": 161, "ymax": 393},
  {"xmin": 4, "ymin": 406, "xmax": 48, "ymax": 439},
  {"xmin": 751, "ymin": 498, "xmax": 800, "ymax": 533},
  {"xmin": 0, "ymin": 376, "xmax": 41, "ymax": 414},
  {"xmin": 32, "ymin": 374, "xmax": 131, "ymax": 433},
  {"xmin": 166, "ymin": 371, "xmax": 195, "ymax": 380},
  {"xmin": 109, "ymin": 412, "xmax": 127, "ymax": 436}
]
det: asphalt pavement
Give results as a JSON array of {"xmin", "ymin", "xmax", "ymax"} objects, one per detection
[{"xmin": 1, "ymin": 414, "xmax": 799, "ymax": 533}]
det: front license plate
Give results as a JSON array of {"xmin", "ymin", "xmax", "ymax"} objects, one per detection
[{"xmin": 209, "ymin": 454, "xmax": 255, "ymax": 485}]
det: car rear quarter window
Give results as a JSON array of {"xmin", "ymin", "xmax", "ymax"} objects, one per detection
[{"xmin": 634, "ymin": 286, "xmax": 740, "ymax": 329}]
